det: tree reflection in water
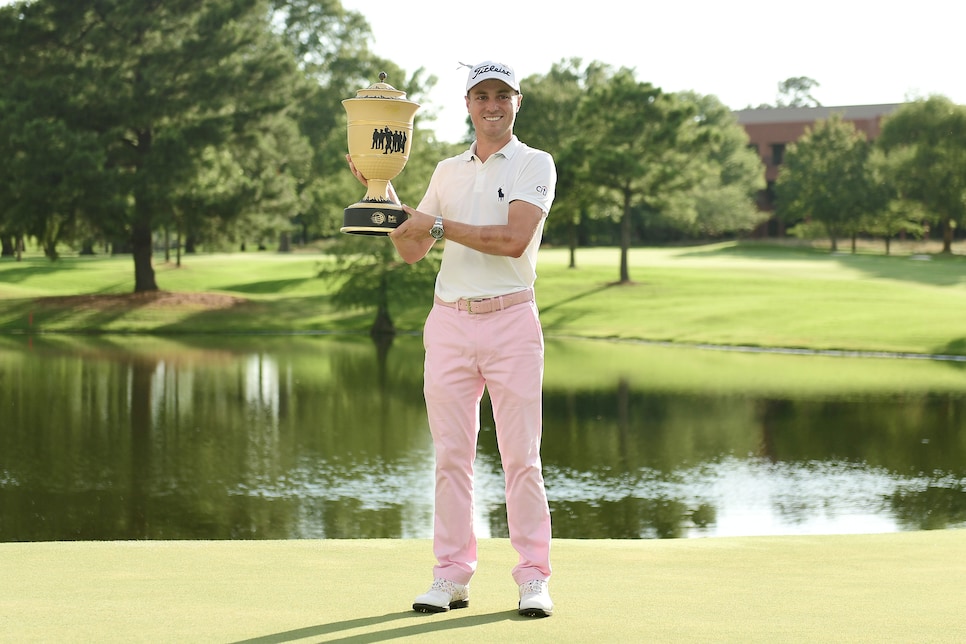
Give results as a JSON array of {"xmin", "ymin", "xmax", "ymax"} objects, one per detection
[{"xmin": 1, "ymin": 335, "xmax": 964, "ymax": 541}]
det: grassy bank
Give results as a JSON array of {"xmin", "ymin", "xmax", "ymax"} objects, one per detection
[{"xmin": 1, "ymin": 242, "xmax": 965, "ymax": 356}]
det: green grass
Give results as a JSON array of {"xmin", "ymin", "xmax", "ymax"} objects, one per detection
[
  {"xmin": 4, "ymin": 246, "xmax": 966, "ymax": 641},
  {"xmin": 2, "ymin": 242, "xmax": 965, "ymax": 356},
  {"xmin": 3, "ymin": 533, "xmax": 965, "ymax": 643}
]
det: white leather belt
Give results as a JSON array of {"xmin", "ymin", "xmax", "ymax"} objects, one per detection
[{"xmin": 434, "ymin": 289, "xmax": 534, "ymax": 314}]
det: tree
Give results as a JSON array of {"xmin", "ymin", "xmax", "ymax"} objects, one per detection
[
  {"xmin": 877, "ymin": 96, "xmax": 966, "ymax": 254},
  {"xmin": 775, "ymin": 115, "xmax": 882, "ymax": 251},
  {"xmin": 318, "ymin": 236, "xmax": 440, "ymax": 337},
  {"xmin": 579, "ymin": 68, "xmax": 702, "ymax": 283},
  {"xmin": 672, "ymin": 92, "xmax": 767, "ymax": 238},
  {"xmin": 318, "ymin": 132, "xmax": 459, "ymax": 335},
  {"xmin": 0, "ymin": 2, "xmax": 124, "ymax": 261},
  {"xmin": 270, "ymin": 0, "xmax": 439, "ymax": 246},
  {"xmin": 513, "ymin": 59, "xmax": 609, "ymax": 268},
  {"xmin": 776, "ymin": 76, "xmax": 821, "ymax": 108},
  {"xmin": 0, "ymin": 0, "xmax": 341, "ymax": 290},
  {"xmin": 865, "ymin": 148, "xmax": 926, "ymax": 254}
]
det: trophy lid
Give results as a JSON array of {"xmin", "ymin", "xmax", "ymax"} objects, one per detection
[{"xmin": 352, "ymin": 72, "xmax": 413, "ymax": 101}]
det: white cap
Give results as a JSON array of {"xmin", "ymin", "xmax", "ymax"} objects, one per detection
[{"xmin": 465, "ymin": 61, "xmax": 520, "ymax": 93}]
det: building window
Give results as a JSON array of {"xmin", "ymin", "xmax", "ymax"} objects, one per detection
[{"xmin": 771, "ymin": 143, "xmax": 785, "ymax": 166}]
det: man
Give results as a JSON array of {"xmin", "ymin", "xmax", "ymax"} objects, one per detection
[{"xmin": 347, "ymin": 60, "xmax": 555, "ymax": 618}]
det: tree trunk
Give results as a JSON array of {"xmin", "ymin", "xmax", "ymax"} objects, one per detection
[
  {"xmin": 132, "ymin": 216, "xmax": 158, "ymax": 292},
  {"xmin": 568, "ymin": 217, "xmax": 577, "ymax": 269},
  {"xmin": 132, "ymin": 127, "xmax": 158, "ymax": 292},
  {"xmin": 619, "ymin": 192, "xmax": 632, "ymax": 283},
  {"xmin": 942, "ymin": 215, "xmax": 953, "ymax": 254},
  {"xmin": 43, "ymin": 241, "xmax": 59, "ymax": 260}
]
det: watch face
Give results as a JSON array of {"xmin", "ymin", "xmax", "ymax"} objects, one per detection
[{"xmin": 430, "ymin": 218, "xmax": 444, "ymax": 240}]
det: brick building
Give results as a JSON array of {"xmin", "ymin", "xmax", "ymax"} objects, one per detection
[{"xmin": 734, "ymin": 104, "xmax": 902, "ymax": 235}]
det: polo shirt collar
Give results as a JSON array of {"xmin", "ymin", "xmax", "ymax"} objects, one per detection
[{"xmin": 464, "ymin": 135, "xmax": 521, "ymax": 161}]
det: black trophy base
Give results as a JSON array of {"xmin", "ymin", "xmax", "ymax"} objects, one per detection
[{"xmin": 341, "ymin": 203, "xmax": 408, "ymax": 236}]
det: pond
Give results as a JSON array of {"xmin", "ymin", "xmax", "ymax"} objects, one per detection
[{"xmin": 1, "ymin": 334, "xmax": 965, "ymax": 541}]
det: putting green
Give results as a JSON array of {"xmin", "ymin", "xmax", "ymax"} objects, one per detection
[{"xmin": 2, "ymin": 532, "xmax": 964, "ymax": 642}]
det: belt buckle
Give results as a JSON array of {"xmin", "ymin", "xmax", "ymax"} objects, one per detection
[{"xmin": 465, "ymin": 298, "xmax": 483, "ymax": 314}]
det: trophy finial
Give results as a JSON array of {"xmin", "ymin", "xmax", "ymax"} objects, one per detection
[{"xmin": 379, "ymin": 72, "xmax": 387, "ymax": 82}]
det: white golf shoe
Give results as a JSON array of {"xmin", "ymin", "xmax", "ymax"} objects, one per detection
[
  {"xmin": 412, "ymin": 578, "xmax": 470, "ymax": 613},
  {"xmin": 518, "ymin": 579, "xmax": 553, "ymax": 617}
]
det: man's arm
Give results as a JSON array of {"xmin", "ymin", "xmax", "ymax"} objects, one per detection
[
  {"xmin": 345, "ymin": 153, "xmax": 433, "ymax": 262},
  {"xmin": 392, "ymin": 200, "xmax": 543, "ymax": 260}
]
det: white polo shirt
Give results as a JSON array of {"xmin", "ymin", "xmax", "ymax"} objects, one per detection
[{"xmin": 417, "ymin": 136, "xmax": 556, "ymax": 301}]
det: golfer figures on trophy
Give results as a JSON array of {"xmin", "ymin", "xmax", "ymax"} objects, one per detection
[{"xmin": 342, "ymin": 73, "xmax": 420, "ymax": 235}]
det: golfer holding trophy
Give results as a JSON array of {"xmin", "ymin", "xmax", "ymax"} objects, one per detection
[{"xmin": 346, "ymin": 61, "xmax": 557, "ymax": 618}]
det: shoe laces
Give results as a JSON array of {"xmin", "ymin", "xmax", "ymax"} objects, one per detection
[
  {"xmin": 430, "ymin": 578, "xmax": 466, "ymax": 595},
  {"xmin": 519, "ymin": 579, "xmax": 548, "ymax": 596}
]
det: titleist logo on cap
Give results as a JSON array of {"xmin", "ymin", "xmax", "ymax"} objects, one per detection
[
  {"xmin": 471, "ymin": 63, "xmax": 512, "ymax": 81},
  {"xmin": 465, "ymin": 60, "xmax": 520, "ymax": 92}
]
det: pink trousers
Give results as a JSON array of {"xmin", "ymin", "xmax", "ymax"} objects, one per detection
[{"xmin": 423, "ymin": 299, "xmax": 552, "ymax": 586}]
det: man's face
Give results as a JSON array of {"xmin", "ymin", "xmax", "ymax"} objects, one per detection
[{"xmin": 465, "ymin": 79, "xmax": 522, "ymax": 142}]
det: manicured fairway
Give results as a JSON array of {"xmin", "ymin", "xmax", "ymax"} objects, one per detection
[
  {"xmin": 2, "ymin": 532, "xmax": 964, "ymax": 643},
  {"xmin": 2, "ymin": 242, "xmax": 965, "ymax": 357}
]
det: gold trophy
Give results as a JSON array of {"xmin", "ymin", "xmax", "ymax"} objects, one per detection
[{"xmin": 342, "ymin": 73, "xmax": 420, "ymax": 235}]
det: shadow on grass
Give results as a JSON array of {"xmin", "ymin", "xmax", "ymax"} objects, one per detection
[
  {"xmin": 679, "ymin": 241, "xmax": 966, "ymax": 287},
  {"xmin": 934, "ymin": 338, "xmax": 966, "ymax": 366},
  {"xmin": 230, "ymin": 609, "xmax": 521, "ymax": 644},
  {"xmin": 0, "ymin": 258, "xmax": 85, "ymax": 284},
  {"xmin": 219, "ymin": 278, "xmax": 315, "ymax": 295},
  {"xmin": 151, "ymin": 293, "xmax": 434, "ymax": 336},
  {"xmin": 540, "ymin": 282, "xmax": 619, "ymax": 315},
  {"xmin": 0, "ymin": 292, "xmax": 172, "ymax": 332},
  {"xmin": 676, "ymin": 241, "xmax": 827, "ymax": 261}
]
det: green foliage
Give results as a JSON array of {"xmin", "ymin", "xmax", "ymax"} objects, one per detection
[
  {"xmin": 877, "ymin": 97, "xmax": 966, "ymax": 253},
  {"xmin": 0, "ymin": 0, "xmax": 313, "ymax": 289},
  {"xmin": 4, "ymin": 0, "xmax": 961, "ymax": 302},
  {"xmin": 513, "ymin": 59, "xmax": 604, "ymax": 261},
  {"xmin": 0, "ymin": 0, "xmax": 439, "ymax": 289},
  {"xmin": 573, "ymin": 69, "xmax": 764, "ymax": 281},
  {"xmin": 317, "ymin": 235, "xmax": 440, "ymax": 335},
  {"xmin": 775, "ymin": 115, "xmax": 883, "ymax": 251},
  {"xmin": 776, "ymin": 76, "xmax": 822, "ymax": 107},
  {"xmin": 674, "ymin": 92, "xmax": 767, "ymax": 237},
  {"xmin": 865, "ymin": 148, "xmax": 928, "ymax": 254}
]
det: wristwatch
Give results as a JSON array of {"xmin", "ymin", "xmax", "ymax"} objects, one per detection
[{"xmin": 429, "ymin": 215, "xmax": 444, "ymax": 240}]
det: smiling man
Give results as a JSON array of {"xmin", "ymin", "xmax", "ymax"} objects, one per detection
[{"xmin": 349, "ymin": 60, "xmax": 557, "ymax": 617}]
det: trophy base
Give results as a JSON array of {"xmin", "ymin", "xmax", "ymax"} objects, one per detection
[{"xmin": 341, "ymin": 202, "xmax": 409, "ymax": 236}]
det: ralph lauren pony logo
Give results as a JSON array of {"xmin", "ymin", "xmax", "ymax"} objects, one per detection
[
  {"xmin": 497, "ymin": 187, "xmax": 505, "ymax": 202},
  {"xmin": 371, "ymin": 126, "xmax": 408, "ymax": 155}
]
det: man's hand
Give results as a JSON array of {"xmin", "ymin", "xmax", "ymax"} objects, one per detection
[
  {"xmin": 386, "ymin": 204, "xmax": 437, "ymax": 263},
  {"xmin": 390, "ymin": 205, "xmax": 436, "ymax": 241},
  {"xmin": 345, "ymin": 154, "xmax": 367, "ymax": 187},
  {"xmin": 345, "ymin": 154, "xmax": 399, "ymax": 203}
]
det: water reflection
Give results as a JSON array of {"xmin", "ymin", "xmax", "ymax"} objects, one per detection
[{"xmin": 1, "ymin": 335, "xmax": 964, "ymax": 541}]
